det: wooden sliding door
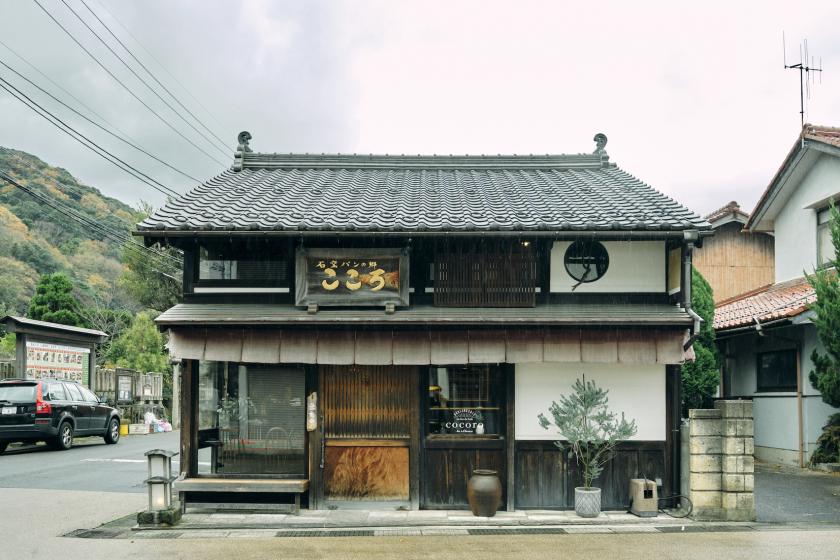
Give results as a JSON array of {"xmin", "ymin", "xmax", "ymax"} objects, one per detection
[{"xmin": 320, "ymin": 365, "xmax": 417, "ymax": 505}]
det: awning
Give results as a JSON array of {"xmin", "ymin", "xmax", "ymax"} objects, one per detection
[
  {"xmin": 155, "ymin": 303, "xmax": 693, "ymax": 327},
  {"xmin": 167, "ymin": 328, "xmax": 689, "ymax": 365}
]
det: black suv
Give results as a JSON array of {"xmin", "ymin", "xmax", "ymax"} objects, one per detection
[{"xmin": 0, "ymin": 378, "xmax": 121, "ymax": 453}]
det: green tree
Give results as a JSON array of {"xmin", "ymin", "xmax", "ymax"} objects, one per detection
[
  {"xmin": 538, "ymin": 376, "xmax": 637, "ymax": 489},
  {"xmin": 806, "ymin": 204, "xmax": 840, "ymax": 409},
  {"xmin": 27, "ymin": 273, "xmax": 87, "ymax": 327},
  {"xmin": 119, "ymin": 240, "xmax": 181, "ymax": 313},
  {"xmin": 681, "ymin": 268, "xmax": 719, "ymax": 416}
]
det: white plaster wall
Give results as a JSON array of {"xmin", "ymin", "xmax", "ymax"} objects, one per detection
[
  {"xmin": 549, "ymin": 241, "xmax": 665, "ymax": 293},
  {"xmin": 753, "ymin": 396, "xmax": 798, "ymax": 452},
  {"xmin": 515, "ymin": 363, "xmax": 666, "ymax": 441},
  {"xmin": 723, "ymin": 324, "xmax": 840, "ymax": 458},
  {"xmin": 774, "ymin": 154, "xmax": 840, "ymax": 282}
]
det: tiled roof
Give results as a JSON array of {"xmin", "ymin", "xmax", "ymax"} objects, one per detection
[
  {"xmin": 705, "ymin": 201, "xmax": 749, "ymax": 225},
  {"xmin": 138, "ymin": 141, "xmax": 710, "ymax": 234},
  {"xmin": 804, "ymin": 124, "xmax": 840, "ymax": 149},
  {"xmin": 714, "ymin": 276, "xmax": 815, "ymax": 331}
]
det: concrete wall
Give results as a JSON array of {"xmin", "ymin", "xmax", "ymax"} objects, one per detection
[
  {"xmin": 774, "ymin": 153, "xmax": 840, "ymax": 282},
  {"xmin": 550, "ymin": 241, "xmax": 665, "ymax": 293},
  {"xmin": 514, "ymin": 362, "xmax": 666, "ymax": 441},
  {"xmin": 688, "ymin": 401, "xmax": 756, "ymax": 521}
]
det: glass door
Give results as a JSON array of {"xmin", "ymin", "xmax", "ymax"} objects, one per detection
[{"xmin": 198, "ymin": 362, "xmax": 306, "ymax": 477}]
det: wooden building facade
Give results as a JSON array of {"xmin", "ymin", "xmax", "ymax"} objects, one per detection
[
  {"xmin": 138, "ymin": 133, "xmax": 711, "ymax": 511},
  {"xmin": 693, "ymin": 201, "xmax": 774, "ymax": 303}
]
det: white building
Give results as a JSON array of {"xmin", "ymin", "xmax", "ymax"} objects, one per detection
[{"xmin": 715, "ymin": 124, "xmax": 840, "ymax": 466}]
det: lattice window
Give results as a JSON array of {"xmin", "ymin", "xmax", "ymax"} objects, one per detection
[{"xmin": 434, "ymin": 239, "xmax": 536, "ymax": 307}]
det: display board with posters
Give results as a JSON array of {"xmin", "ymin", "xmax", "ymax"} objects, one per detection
[{"xmin": 25, "ymin": 341, "xmax": 90, "ymax": 385}]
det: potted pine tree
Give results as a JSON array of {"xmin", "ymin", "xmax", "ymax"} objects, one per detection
[{"xmin": 538, "ymin": 376, "xmax": 637, "ymax": 518}]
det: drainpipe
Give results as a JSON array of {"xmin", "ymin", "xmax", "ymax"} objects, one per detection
[{"xmin": 681, "ymin": 231, "xmax": 703, "ymax": 350}]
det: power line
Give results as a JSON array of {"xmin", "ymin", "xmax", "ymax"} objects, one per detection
[
  {"xmin": 0, "ymin": 75, "xmax": 181, "ymax": 198},
  {"xmin": 59, "ymin": 0, "xmax": 230, "ymax": 156},
  {"xmin": 78, "ymin": 0, "xmax": 230, "ymax": 152},
  {"xmin": 0, "ymin": 54, "xmax": 203, "ymax": 183},
  {"xmin": 0, "ymin": 37, "xmax": 201, "ymax": 183},
  {"xmin": 91, "ymin": 0, "xmax": 228, "ymax": 133},
  {"xmin": 31, "ymin": 0, "xmax": 228, "ymax": 167},
  {"xmin": 0, "ymin": 166, "xmax": 181, "ymax": 265},
  {"xmin": 0, "ymin": 171, "xmax": 183, "ymax": 280}
]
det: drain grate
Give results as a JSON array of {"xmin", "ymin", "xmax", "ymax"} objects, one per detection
[
  {"xmin": 64, "ymin": 529, "xmax": 120, "ymax": 539},
  {"xmin": 467, "ymin": 528, "xmax": 567, "ymax": 536},
  {"xmin": 276, "ymin": 530, "xmax": 376, "ymax": 538}
]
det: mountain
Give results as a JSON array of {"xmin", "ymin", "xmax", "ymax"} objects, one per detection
[{"xmin": 0, "ymin": 147, "xmax": 141, "ymax": 316}]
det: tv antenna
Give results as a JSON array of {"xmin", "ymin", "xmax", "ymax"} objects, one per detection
[{"xmin": 783, "ymin": 33, "xmax": 823, "ymax": 130}]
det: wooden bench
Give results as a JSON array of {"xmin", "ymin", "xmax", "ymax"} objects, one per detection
[{"xmin": 175, "ymin": 477, "xmax": 309, "ymax": 514}]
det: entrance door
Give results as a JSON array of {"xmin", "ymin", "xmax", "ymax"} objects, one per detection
[{"xmin": 320, "ymin": 365, "xmax": 414, "ymax": 505}]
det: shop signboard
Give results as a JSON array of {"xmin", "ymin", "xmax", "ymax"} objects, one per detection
[
  {"xmin": 25, "ymin": 341, "xmax": 90, "ymax": 385},
  {"xmin": 296, "ymin": 248, "xmax": 409, "ymax": 307}
]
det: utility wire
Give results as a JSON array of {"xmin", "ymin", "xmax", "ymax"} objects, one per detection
[
  {"xmin": 78, "ymin": 0, "xmax": 230, "ymax": 152},
  {"xmin": 31, "ymin": 0, "xmax": 228, "ymax": 167},
  {"xmin": 0, "ymin": 37, "xmax": 200, "ymax": 183},
  {"xmin": 91, "ymin": 0, "xmax": 228, "ymax": 133},
  {"xmin": 0, "ymin": 167, "xmax": 181, "ymax": 266},
  {"xmin": 0, "ymin": 75, "xmax": 181, "ymax": 198},
  {"xmin": 59, "ymin": 0, "xmax": 230, "ymax": 156},
  {"xmin": 0, "ymin": 171, "xmax": 183, "ymax": 280},
  {"xmin": 0, "ymin": 55, "xmax": 202, "ymax": 183}
]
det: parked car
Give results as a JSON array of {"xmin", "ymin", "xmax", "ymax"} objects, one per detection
[{"xmin": 0, "ymin": 378, "xmax": 121, "ymax": 453}]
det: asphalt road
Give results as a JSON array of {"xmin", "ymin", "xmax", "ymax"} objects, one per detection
[
  {"xmin": 0, "ymin": 430, "xmax": 180, "ymax": 493},
  {"xmin": 755, "ymin": 463, "xmax": 840, "ymax": 523}
]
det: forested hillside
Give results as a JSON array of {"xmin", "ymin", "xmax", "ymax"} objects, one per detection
[{"xmin": 0, "ymin": 146, "xmax": 141, "ymax": 316}]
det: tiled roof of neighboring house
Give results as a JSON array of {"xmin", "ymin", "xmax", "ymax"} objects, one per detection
[
  {"xmin": 713, "ymin": 276, "xmax": 815, "ymax": 331},
  {"xmin": 805, "ymin": 124, "xmax": 840, "ymax": 149},
  {"xmin": 746, "ymin": 124, "xmax": 840, "ymax": 231},
  {"xmin": 705, "ymin": 201, "xmax": 749, "ymax": 228},
  {"xmin": 137, "ymin": 134, "xmax": 710, "ymax": 235}
]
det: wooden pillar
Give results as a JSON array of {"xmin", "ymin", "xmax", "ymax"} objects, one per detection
[
  {"xmin": 409, "ymin": 366, "xmax": 421, "ymax": 510},
  {"xmin": 307, "ymin": 366, "xmax": 323, "ymax": 510},
  {"xmin": 505, "ymin": 363, "xmax": 516, "ymax": 511},
  {"xmin": 665, "ymin": 364, "xmax": 682, "ymax": 507},
  {"xmin": 179, "ymin": 360, "xmax": 198, "ymax": 477}
]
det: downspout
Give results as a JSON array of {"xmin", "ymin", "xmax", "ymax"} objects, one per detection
[{"xmin": 682, "ymin": 231, "xmax": 703, "ymax": 350}]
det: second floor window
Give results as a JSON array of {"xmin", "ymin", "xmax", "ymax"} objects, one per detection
[
  {"xmin": 817, "ymin": 208, "xmax": 834, "ymax": 266},
  {"xmin": 197, "ymin": 243, "xmax": 289, "ymax": 288}
]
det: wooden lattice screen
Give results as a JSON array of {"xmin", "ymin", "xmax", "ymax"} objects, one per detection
[
  {"xmin": 321, "ymin": 365, "xmax": 411, "ymax": 439},
  {"xmin": 434, "ymin": 239, "xmax": 537, "ymax": 307}
]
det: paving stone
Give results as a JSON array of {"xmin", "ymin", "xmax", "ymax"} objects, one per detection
[
  {"xmin": 563, "ymin": 527, "xmax": 613, "ymax": 533},
  {"xmin": 610, "ymin": 525, "xmax": 659, "ymax": 533},
  {"xmin": 178, "ymin": 531, "xmax": 231, "ymax": 538}
]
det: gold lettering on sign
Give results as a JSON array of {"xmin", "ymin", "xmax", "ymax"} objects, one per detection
[
  {"xmin": 321, "ymin": 268, "xmax": 339, "ymax": 290},
  {"xmin": 368, "ymin": 269, "xmax": 386, "ymax": 291},
  {"xmin": 346, "ymin": 268, "xmax": 362, "ymax": 290}
]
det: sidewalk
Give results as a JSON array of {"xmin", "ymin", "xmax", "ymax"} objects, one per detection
[{"xmin": 66, "ymin": 506, "xmax": 840, "ymax": 540}]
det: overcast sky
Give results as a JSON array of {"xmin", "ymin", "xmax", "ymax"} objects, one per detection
[{"xmin": 1, "ymin": 0, "xmax": 839, "ymax": 216}]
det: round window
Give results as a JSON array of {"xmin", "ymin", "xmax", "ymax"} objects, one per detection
[{"xmin": 564, "ymin": 240, "xmax": 609, "ymax": 283}]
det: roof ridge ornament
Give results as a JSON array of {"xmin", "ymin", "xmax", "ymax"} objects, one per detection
[
  {"xmin": 593, "ymin": 133, "xmax": 608, "ymax": 155},
  {"xmin": 233, "ymin": 131, "xmax": 252, "ymax": 171},
  {"xmin": 237, "ymin": 131, "xmax": 253, "ymax": 153}
]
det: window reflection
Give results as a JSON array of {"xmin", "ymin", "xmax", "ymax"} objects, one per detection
[
  {"xmin": 427, "ymin": 365, "xmax": 502, "ymax": 436},
  {"xmin": 197, "ymin": 361, "xmax": 305, "ymax": 476}
]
